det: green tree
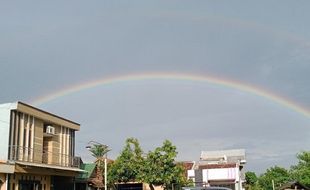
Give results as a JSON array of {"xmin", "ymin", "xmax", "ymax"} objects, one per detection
[
  {"xmin": 246, "ymin": 171, "xmax": 258, "ymax": 186},
  {"xmin": 290, "ymin": 151, "xmax": 310, "ymax": 187},
  {"xmin": 108, "ymin": 138, "xmax": 144, "ymax": 184},
  {"xmin": 245, "ymin": 171, "xmax": 261, "ymax": 190},
  {"xmin": 140, "ymin": 140, "xmax": 187, "ymax": 190},
  {"xmin": 258, "ymin": 166, "xmax": 290, "ymax": 190}
]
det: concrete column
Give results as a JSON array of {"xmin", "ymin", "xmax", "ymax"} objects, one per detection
[
  {"xmin": 14, "ymin": 112, "xmax": 19, "ymax": 160},
  {"xmin": 9, "ymin": 111, "xmax": 16, "ymax": 160},
  {"xmin": 19, "ymin": 113, "xmax": 24, "ymax": 161},
  {"xmin": 30, "ymin": 116, "xmax": 34, "ymax": 162},
  {"xmin": 24, "ymin": 115, "xmax": 30, "ymax": 161},
  {"xmin": 66, "ymin": 128, "xmax": 70, "ymax": 166},
  {"xmin": 59, "ymin": 126, "xmax": 63, "ymax": 165}
]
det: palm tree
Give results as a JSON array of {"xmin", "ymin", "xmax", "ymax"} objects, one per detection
[
  {"xmin": 87, "ymin": 141, "xmax": 111, "ymax": 190},
  {"xmin": 88, "ymin": 143, "xmax": 110, "ymax": 166}
]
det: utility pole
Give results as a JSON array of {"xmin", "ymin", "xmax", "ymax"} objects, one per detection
[{"xmin": 105, "ymin": 156, "xmax": 107, "ymax": 190}]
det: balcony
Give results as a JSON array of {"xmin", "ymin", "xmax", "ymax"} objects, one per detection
[{"xmin": 8, "ymin": 145, "xmax": 80, "ymax": 168}]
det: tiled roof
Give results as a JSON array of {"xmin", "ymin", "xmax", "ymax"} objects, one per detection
[{"xmin": 180, "ymin": 162, "xmax": 195, "ymax": 170}]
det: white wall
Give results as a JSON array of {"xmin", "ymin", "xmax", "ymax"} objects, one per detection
[
  {"xmin": 188, "ymin": 170, "xmax": 195, "ymax": 178},
  {"xmin": 202, "ymin": 167, "xmax": 237, "ymax": 181},
  {"xmin": 0, "ymin": 103, "xmax": 16, "ymax": 161}
]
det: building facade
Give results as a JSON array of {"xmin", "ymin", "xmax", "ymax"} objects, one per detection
[
  {"xmin": 0, "ymin": 102, "xmax": 82, "ymax": 190},
  {"xmin": 187, "ymin": 149, "xmax": 246, "ymax": 190}
]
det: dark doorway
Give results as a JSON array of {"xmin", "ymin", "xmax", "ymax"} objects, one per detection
[
  {"xmin": 19, "ymin": 180, "xmax": 42, "ymax": 190},
  {"xmin": 51, "ymin": 176, "xmax": 74, "ymax": 190},
  {"xmin": 115, "ymin": 183, "xmax": 143, "ymax": 190}
]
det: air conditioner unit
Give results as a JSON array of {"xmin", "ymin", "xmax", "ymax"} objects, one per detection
[{"xmin": 46, "ymin": 126, "xmax": 55, "ymax": 135}]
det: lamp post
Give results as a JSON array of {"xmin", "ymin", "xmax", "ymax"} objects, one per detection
[{"xmin": 86, "ymin": 141, "xmax": 111, "ymax": 190}]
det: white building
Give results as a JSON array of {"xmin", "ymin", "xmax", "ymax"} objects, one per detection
[{"xmin": 187, "ymin": 149, "xmax": 246, "ymax": 190}]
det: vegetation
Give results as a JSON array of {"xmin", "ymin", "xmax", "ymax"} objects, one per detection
[
  {"xmin": 88, "ymin": 142, "xmax": 110, "ymax": 167},
  {"xmin": 108, "ymin": 138, "xmax": 189, "ymax": 190},
  {"xmin": 140, "ymin": 140, "xmax": 188, "ymax": 190},
  {"xmin": 87, "ymin": 141, "xmax": 111, "ymax": 188},
  {"xmin": 245, "ymin": 171, "xmax": 261, "ymax": 190},
  {"xmin": 88, "ymin": 138, "xmax": 310, "ymax": 190},
  {"xmin": 258, "ymin": 166, "xmax": 290, "ymax": 190},
  {"xmin": 290, "ymin": 151, "xmax": 310, "ymax": 187},
  {"xmin": 245, "ymin": 151, "xmax": 310, "ymax": 190},
  {"xmin": 245, "ymin": 171, "xmax": 258, "ymax": 186},
  {"xmin": 108, "ymin": 138, "xmax": 144, "ymax": 183}
]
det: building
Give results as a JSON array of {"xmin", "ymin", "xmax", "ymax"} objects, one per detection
[
  {"xmin": 0, "ymin": 102, "xmax": 83, "ymax": 190},
  {"xmin": 187, "ymin": 149, "xmax": 246, "ymax": 190}
]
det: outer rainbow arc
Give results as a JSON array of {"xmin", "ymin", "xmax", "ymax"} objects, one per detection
[{"xmin": 30, "ymin": 72, "xmax": 310, "ymax": 118}]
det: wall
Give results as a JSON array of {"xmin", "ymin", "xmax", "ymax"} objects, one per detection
[
  {"xmin": 50, "ymin": 125, "xmax": 60, "ymax": 165},
  {"xmin": 0, "ymin": 103, "xmax": 16, "ymax": 161},
  {"xmin": 202, "ymin": 168, "xmax": 237, "ymax": 181},
  {"xmin": 33, "ymin": 119, "xmax": 44, "ymax": 163}
]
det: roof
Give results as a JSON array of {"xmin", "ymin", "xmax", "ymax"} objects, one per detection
[
  {"xmin": 180, "ymin": 161, "xmax": 195, "ymax": 170},
  {"xmin": 279, "ymin": 181, "xmax": 310, "ymax": 190},
  {"xmin": 9, "ymin": 101, "xmax": 80, "ymax": 130},
  {"xmin": 77, "ymin": 163, "xmax": 96, "ymax": 179},
  {"xmin": 200, "ymin": 149, "xmax": 246, "ymax": 164},
  {"xmin": 15, "ymin": 161, "xmax": 85, "ymax": 172},
  {"xmin": 198, "ymin": 163, "xmax": 236, "ymax": 169}
]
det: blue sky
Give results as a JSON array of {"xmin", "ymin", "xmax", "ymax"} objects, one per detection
[{"xmin": 1, "ymin": 1, "xmax": 310, "ymax": 173}]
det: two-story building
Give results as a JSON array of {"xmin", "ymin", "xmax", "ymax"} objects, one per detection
[
  {"xmin": 0, "ymin": 102, "xmax": 83, "ymax": 190},
  {"xmin": 186, "ymin": 149, "xmax": 246, "ymax": 190}
]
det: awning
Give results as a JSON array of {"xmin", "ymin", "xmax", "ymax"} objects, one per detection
[{"xmin": 15, "ymin": 161, "xmax": 85, "ymax": 173}]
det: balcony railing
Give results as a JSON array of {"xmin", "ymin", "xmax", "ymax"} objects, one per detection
[{"xmin": 8, "ymin": 145, "xmax": 80, "ymax": 168}]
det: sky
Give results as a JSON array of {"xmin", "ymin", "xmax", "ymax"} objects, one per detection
[{"xmin": 1, "ymin": 0, "xmax": 310, "ymax": 173}]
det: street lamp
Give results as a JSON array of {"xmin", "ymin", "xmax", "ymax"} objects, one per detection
[{"xmin": 86, "ymin": 141, "xmax": 111, "ymax": 190}]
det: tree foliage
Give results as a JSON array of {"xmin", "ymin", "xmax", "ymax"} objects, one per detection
[
  {"xmin": 244, "ymin": 151, "xmax": 310, "ymax": 190},
  {"xmin": 245, "ymin": 171, "xmax": 258, "ymax": 186},
  {"xmin": 108, "ymin": 138, "xmax": 144, "ymax": 184},
  {"xmin": 244, "ymin": 171, "xmax": 262, "ymax": 190},
  {"xmin": 92, "ymin": 139, "xmax": 310, "ymax": 190},
  {"xmin": 258, "ymin": 166, "xmax": 290, "ymax": 190},
  {"xmin": 140, "ymin": 140, "xmax": 187, "ymax": 190},
  {"xmin": 88, "ymin": 143, "xmax": 110, "ymax": 168},
  {"xmin": 290, "ymin": 151, "xmax": 310, "ymax": 187},
  {"xmin": 108, "ymin": 138, "xmax": 188, "ymax": 190}
]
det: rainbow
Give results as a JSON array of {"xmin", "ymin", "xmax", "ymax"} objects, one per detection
[{"xmin": 30, "ymin": 72, "xmax": 310, "ymax": 118}]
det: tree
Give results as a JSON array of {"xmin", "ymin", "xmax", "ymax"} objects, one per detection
[
  {"xmin": 290, "ymin": 151, "xmax": 310, "ymax": 187},
  {"xmin": 258, "ymin": 166, "xmax": 290, "ymax": 190},
  {"xmin": 87, "ymin": 141, "xmax": 110, "ymax": 189},
  {"xmin": 245, "ymin": 171, "xmax": 261, "ymax": 190},
  {"xmin": 140, "ymin": 140, "xmax": 187, "ymax": 190},
  {"xmin": 246, "ymin": 171, "xmax": 258, "ymax": 186},
  {"xmin": 88, "ymin": 143, "xmax": 110, "ymax": 167},
  {"xmin": 108, "ymin": 138, "xmax": 144, "ymax": 184}
]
